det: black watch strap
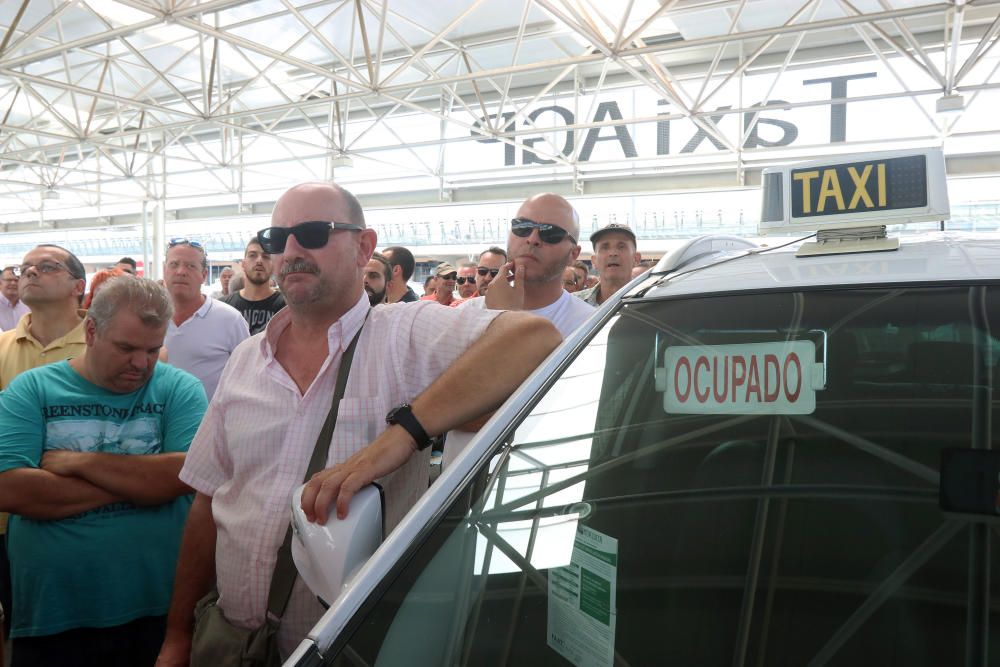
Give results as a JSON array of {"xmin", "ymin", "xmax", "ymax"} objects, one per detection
[{"xmin": 386, "ymin": 403, "xmax": 433, "ymax": 450}]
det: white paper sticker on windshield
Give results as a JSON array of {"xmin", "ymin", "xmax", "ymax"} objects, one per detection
[
  {"xmin": 547, "ymin": 526, "xmax": 618, "ymax": 667},
  {"xmin": 662, "ymin": 340, "xmax": 821, "ymax": 415}
]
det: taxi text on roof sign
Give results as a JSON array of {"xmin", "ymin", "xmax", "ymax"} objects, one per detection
[
  {"xmin": 791, "ymin": 155, "xmax": 926, "ymax": 218},
  {"xmin": 662, "ymin": 341, "xmax": 824, "ymax": 415},
  {"xmin": 758, "ymin": 147, "xmax": 949, "ymax": 235}
]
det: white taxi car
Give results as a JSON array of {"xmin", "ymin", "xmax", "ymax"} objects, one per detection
[{"xmin": 288, "ymin": 149, "xmax": 1000, "ymax": 666}]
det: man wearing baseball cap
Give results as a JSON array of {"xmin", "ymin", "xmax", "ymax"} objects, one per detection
[
  {"xmin": 576, "ymin": 222, "xmax": 641, "ymax": 306},
  {"xmin": 420, "ymin": 263, "xmax": 459, "ymax": 306}
]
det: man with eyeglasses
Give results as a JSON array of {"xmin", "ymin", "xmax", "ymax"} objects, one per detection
[
  {"xmin": 0, "ymin": 266, "xmax": 29, "ymax": 332},
  {"xmin": 475, "ymin": 246, "xmax": 507, "ymax": 297},
  {"xmin": 162, "ymin": 239, "xmax": 249, "ymax": 400},
  {"xmin": 0, "ymin": 244, "xmax": 89, "ymax": 651},
  {"xmin": 381, "ymin": 246, "xmax": 420, "ymax": 303},
  {"xmin": 158, "ymin": 182, "xmax": 560, "ymax": 663},
  {"xmin": 459, "ymin": 193, "xmax": 595, "ymax": 338}
]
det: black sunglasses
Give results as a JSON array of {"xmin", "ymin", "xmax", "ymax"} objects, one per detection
[
  {"xmin": 456, "ymin": 276, "xmax": 475, "ymax": 285},
  {"xmin": 510, "ymin": 217, "xmax": 575, "ymax": 244},
  {"xmin": 256, "ymin": 220, "xmax": 363, "ymax": 254},
  {"xmin": 438, "ymin": 272, "xmax": 458, "ymax": 281},
  {"xmin": 477, "ymin": 267, "xmax": 500, "ymax": 277}
]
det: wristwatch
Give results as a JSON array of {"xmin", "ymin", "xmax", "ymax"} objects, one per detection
[{"xmin": 385, "ymin": 403, "xmax": 433, "ymax": 450}]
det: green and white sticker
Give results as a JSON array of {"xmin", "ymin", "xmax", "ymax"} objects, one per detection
[{"xmin": 547, "ymin": 525, "xmax": 618, "ymax": 667}]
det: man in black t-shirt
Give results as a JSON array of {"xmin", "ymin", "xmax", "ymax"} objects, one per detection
[{"xmin": 221, "ymin": 238, "xmax": 286, "ymax": 335}]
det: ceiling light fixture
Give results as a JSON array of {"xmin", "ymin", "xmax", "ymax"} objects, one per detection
[{"xmin": 935, "ymin": 93, "xmax": 965, "ymax": 115}]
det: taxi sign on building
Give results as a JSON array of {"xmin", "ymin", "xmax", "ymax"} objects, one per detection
[
  {"xmin": 660, "ymin": 341, "xmax": 824, "ymax": 415},
  {"xmin": 759, "ymin": 148, "xmax": 949, "ymax": 236}
]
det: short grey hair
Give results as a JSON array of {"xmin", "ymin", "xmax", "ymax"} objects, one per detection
[{"xmin": 88, "ymin": 277, "xmax": 173, "ymax": 335}]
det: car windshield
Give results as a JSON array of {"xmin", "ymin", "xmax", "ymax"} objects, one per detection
[{"xmin": 333, "ymin": 283, "xmax": 1000, "ymax": 666}]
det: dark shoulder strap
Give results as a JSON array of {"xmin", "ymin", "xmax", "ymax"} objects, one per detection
[{"xmin": 266, "ymin": 314, "xmax": 367, "ymax": 620}]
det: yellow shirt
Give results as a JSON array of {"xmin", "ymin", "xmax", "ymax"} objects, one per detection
[{"xmin": 0, "ymin": 311, "xmax": 86, "ymax": 534}]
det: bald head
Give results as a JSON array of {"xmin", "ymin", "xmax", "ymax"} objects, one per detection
[
  {"xmin": 516, "ymin": 193, "xmax": 580, "ymax": 242},
  {"xmin": 271, "ymin": 182, "xmax": 367, "ymax": 228}
]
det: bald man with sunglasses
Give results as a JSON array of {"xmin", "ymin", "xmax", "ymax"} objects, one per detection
[
  {"xmin": 459, "ymin": 193, "xmax": 595, "ymax": 338},
  {"xmin": 158, "ymin": 182, "xmax": 560, "ymax": 664}
]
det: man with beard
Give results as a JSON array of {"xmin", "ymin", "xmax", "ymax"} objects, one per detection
[
  {"xmin": 0, "ymin": 277, "xmax": 207, "ymax": 666},
  {"xmin": 382, "ymin": 246, "xmax": 419, "ymax": 303},
  {"xmin": 576, "ymin": 223, "xmax": 641, "ymax": 306},
  {"xmin": 459, "ymin": 193, "xmax": 594, "ymax": 337},
  {"xmin": 363, "ymin": 252, "xmax": 392, "ymax": 306},
  {"xmin": 157, "ymin": 182, "xmax": 560, "ymax": 663},
  {"xmin": 222, "ymin": 238, "xmax": 286, "ymax": 335},
  {"xmin": 163, "ymin": 240, "xmax": 249, "ymax": 400}
]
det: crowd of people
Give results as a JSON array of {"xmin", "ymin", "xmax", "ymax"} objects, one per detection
[{"xmin": 0, "ymin": 185, "xmax": 647, "ymax": 666}]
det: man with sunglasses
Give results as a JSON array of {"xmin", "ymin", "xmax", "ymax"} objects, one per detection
[
  {"xmin": 162, "ymin": 239, "xmax": 249, "ymax": 401},
  {"xmin": 420, "ymin": 263, "xmax": 459, "ymax": 306},
  {"xmin": 459, "ymin": 193, "xmax": 595, "ymax": 338},
  {"xmin": 159, "ymin": 182, "xmax": 560, "ymax": 663},
  {"xmin": 453, "ymin": 262, "xmax": 479, "ymax": 302},
  {"xmin": 475, "ymin": 246, "xmax": 507, "ymax": 296},
  {"xmin": 0, "ymin": 244, "xmax": 89, "ymax": 652}
]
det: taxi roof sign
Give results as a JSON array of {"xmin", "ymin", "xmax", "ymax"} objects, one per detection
[{"xmin": 759, "ymin": 148, "xmax": 949, "ymax": 236}]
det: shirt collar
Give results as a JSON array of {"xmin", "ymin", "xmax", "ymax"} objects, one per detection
[
  {"xmin": 15, "ymin": 310, "xmax": 87, "ymax": 346},
  {"xmin": 260, "ymin": 292, "xmax": 370, "ymax": 362},
  {"xmin": 194, "ymin": 295, "xmax": 213, "ymax": 318}
]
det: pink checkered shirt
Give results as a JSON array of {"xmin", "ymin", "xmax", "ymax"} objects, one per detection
[{"xmin": 179, "ymin": 293, "xmax": 500, "ymax": 656}]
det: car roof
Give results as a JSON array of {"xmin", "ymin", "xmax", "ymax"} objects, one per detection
[{"xmin": 637, "ymin": 231, "xmax": 1000, "ymax": 299}]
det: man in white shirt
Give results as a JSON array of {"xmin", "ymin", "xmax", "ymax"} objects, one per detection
[
  {"xmin": 0, "ymin": 267, "xmax": 29, "ymax": 332},
  {"xmin": 157, "ymin": 183, "xmax": 560, "ymax": 663},
  {"xmin": 162, "ymin": 240, "xmax": 249, "ymax": 400},
  {"xmin": 460, "ymin": 193, "xmax": 595, "ymax": 338}
]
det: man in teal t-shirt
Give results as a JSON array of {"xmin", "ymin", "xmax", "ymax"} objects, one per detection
[{"xmin": 0, "ymin": 277, "xmax": 208, "ymax": 667}]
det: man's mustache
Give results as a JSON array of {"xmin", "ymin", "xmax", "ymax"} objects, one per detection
[{"xmin": 280, "ymin": 259, "xmax": 320, "ymax": 277}]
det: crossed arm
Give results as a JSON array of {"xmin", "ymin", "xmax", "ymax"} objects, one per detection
[{"xmin": 0, "ymin": 451, "xmax": 191, "ymax": 520}]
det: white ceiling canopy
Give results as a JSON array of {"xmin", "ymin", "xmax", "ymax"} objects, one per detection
[{"xmin": 1, "ymin": 0, "xmax": 999, "ymax": 228}]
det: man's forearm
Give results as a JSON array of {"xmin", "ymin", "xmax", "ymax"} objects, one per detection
[
  {"xmin": 300, "ymin": 311, "xmax": 561, "ymax": 523},
  {"xmin": 0, "ymin": 468, "xmax": 122, "ymax": 520},
  {"xmin": 161, "ymin": 493, "xmax": 217, "ymax": 659},
  {"xmin": 414, "ymin": 311, "xmax": 561, "ymax": 435},
  {"xmin": 44, "ymin": 451, "xmax": 191, "ymax": 505}
]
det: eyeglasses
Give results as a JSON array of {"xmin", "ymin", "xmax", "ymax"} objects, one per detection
[
  {"xmin": 12, "ymin": 261, "xmax": 73, "ymax": 278},
  {"xmin": 256, "ymin": 220, "xmax": 363, "ymax": 254},
  {"xmin": 456, "ymin": 276, "xmax": 475, "ymax": 285},
  {"xmin": 510, "ymin": 217, "xmax": 575, "ymax": 244},
  {"xmin": 477, "ymin": 267, "xmax": 500, "ymax": 277},
  {"xmin": 168, "ymin": 238, "xmax": 204, "ymax": 250},
  {"xmin": 438, "ymin": 272, "xmax": 458, "ymax": 281}
]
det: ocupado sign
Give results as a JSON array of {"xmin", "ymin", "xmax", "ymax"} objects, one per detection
[{"xmin": 662, "ymin": 341, "xmax": 824, "ymax": 415}]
